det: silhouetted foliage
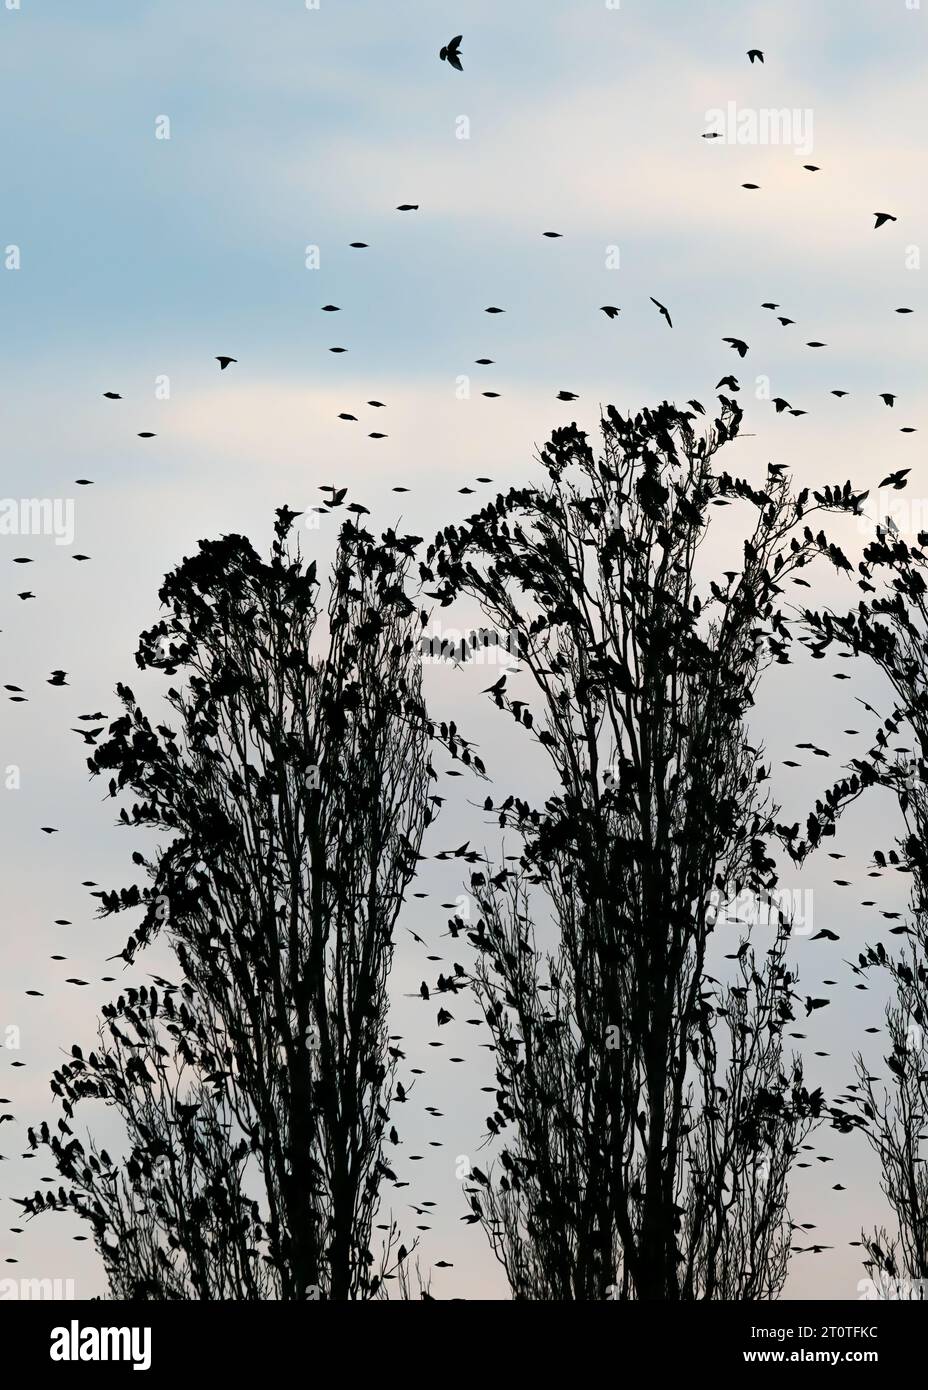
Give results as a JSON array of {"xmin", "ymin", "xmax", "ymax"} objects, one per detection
[
  {"xmin": 429, "ymin": 400, "xmax": 863, "ymax": 1299},
  {"xmin": 806, "ymin": 521, "xmax": 928, "ymax": 1292},
  {"xmin": 21, "ymin": 507, "xmax": 442, "ymax": 1299}
]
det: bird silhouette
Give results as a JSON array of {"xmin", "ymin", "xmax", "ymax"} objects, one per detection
[{"xmin": 439, "ymin": 35, "xmax": 463, "ymax": 71}]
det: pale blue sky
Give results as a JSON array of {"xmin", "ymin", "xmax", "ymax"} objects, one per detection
[{"xmin": 0, "ymin": 0, "xmax": 925, "ymax": 1300}]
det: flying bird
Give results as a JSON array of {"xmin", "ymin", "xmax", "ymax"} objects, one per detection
[{"xmin": 439, "ymin": 35, "xmax": 463, "ymax": 70}]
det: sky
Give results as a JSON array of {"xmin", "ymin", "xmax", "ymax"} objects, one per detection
[{"xmin": 0, "ymin": 0, "xmax": 925, "ymax": 1300}]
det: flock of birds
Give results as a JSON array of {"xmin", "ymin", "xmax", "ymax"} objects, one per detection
[{"xmin": 0, "ymin": 31, "xmax": 919, "ymax": 1291}]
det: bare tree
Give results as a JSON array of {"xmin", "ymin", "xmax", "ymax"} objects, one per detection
[
  {"xmin": 430, "ymin": 399, "xmax": 860, "ymax": 1299},
  {"xmin": 22, "ymin": 505, "xmax": 454, "ymax": 1300},
  {"xmin": 805, "ymin": 520, "xmax": 928, "ymax": 1294}
]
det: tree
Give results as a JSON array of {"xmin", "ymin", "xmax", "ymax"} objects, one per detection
[
  {"xmin": 804, "ymin": 519, "xmax": 928, "ymax": 1294},
  {"xmin": 429, "ymin": 399, "xmax": 862, "ymax": 1299},
  {"xmin": 22, "ymin": 505, "xmax": 450, "ymax": 1300}
]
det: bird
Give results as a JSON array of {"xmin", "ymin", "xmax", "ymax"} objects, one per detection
[
  {"xmin": 102, "ymin": 391, "xmax": 122, "ymax": 400},
  {"xmin": 874, "ymin": 212, "xmax": 897, "ymax": 229},
  {"xmin": 723, "ymin": 337, "xmax": 749, "ymax": 357},
  {"xmin": 650, "ymin": 297, "xmax": 672, "ymax": 328},
  {"xmin": 216, "ymin": 356, "xmax": 237, "ymax": 370},
  {"xmin": 747, "ymin": 49, "xmax": 764, "ymax": 63},
  {"xmin": 600, "ymin": 306, "xmax": 621, "ymax": 319},
  {"xmin": 556, "ymin": 391, "xmax": 578, "ymax": 402},
  {"xmin": 879, "ymin": 393, "xmax": 896, "ymax": 407},
  {"xmin": 439, "ymin": 35, "xmax": 463, "ymax": 71}
]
